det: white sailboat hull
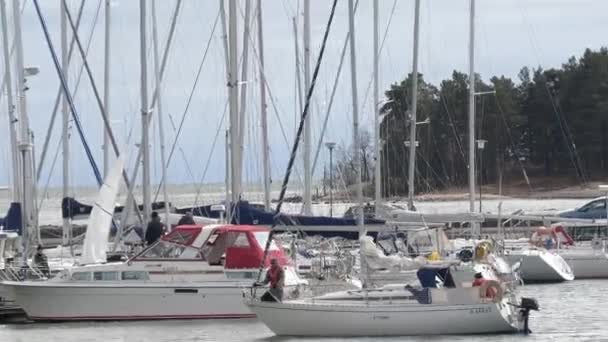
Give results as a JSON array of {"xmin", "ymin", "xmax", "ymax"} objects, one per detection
[
  {"xmin": 247, "ymin": 299, "xmax": 521, "ymax": 336},
  {"xmin": 4, "ymin": 282, "xmax": 255, "ymax": 321},
  {"xmin": 505, "ymin": 249, "xmax": 574, "ymax": 282},
  {"xmin": 559, "ymin": 251, "xmax": 608, "ymax": 279}
]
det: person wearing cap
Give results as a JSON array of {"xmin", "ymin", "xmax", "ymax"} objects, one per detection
[
  {"xmin": 177, "ymin": 211, "xmax": 196, "ymax": 226},
  {"xmin": 145, "ymin": 212, "xmax": 165, "ymax": 246},
  {"xmin": 258, "ymin": 258, "xmax": 285, "ymax": 302}
]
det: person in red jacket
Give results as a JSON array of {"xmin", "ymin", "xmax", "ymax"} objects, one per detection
[
  {"xmin": 258, "ymin": 258, "xmax": 285, "ymax": 302},
  {"xmin": 472, "ymin": 272, "xmax": 497, "ymax": 298}
]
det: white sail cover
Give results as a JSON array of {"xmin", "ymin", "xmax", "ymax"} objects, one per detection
[
  {"xmin": 360, "ymin": 236, "xmax": 426, "ymax": 271},
  {"xmin": 80, "ymin": 158, "xmax": 123, "ymax": 265},
  {"xmin": 382, "ymin": 208, "xmax": 485, "ymax": 224}
]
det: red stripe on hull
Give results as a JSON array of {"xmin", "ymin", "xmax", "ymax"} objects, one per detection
[{"xmin": 28, "ymin": 313, "xmax": 257, "ymax": 321}]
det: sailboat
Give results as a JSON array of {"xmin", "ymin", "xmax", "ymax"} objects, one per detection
[{"xmin": 248, "ymin": 0, "xmax": 539, "ymax": 337}]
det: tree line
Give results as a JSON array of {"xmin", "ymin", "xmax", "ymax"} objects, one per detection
[{"xmin": 327, "ymin": 48, "xmax": 608, "ymax": 197}]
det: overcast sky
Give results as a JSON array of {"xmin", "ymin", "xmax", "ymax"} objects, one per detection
[{"xmin": 1, "ymin": 0, "xmax": 607, "ymax": 192}]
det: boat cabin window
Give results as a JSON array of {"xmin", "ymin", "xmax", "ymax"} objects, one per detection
[
  {"xmin": 122, "ymin": 271, "xmax": 149, "ymax": 281},
  {"xmin": 253, "ymin": 232, "xmax": 279, "ymax": 251},
  {"xmin": 138, "ymin": 240, "xmax": 203, "ymax": 260},
  {"xmin": 71, "ymin": 272, "xmax": 91, "ymax": 281},
  {"xmin": 202, "ymin": 231, "xmax": 266, "ymax": 265},
  {"xmin": 93, "ymin": 271, "xmax": 119, "ymax": 281},
  {"xmin": 165, "ymin": 229, "xmax": 198, "ymax": 245},
  {"xmin": 233, "ymin": 233, "xmax": 250, "ymax": 247}
]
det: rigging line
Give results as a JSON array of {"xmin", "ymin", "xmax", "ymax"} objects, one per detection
[
  {"xmin": 359, "ymin": 0, "xmax": 398, "ymax": 117},
  {"xmin": 32, "ymin": 0, "xmax": 103, "ymax": 185},
  {"xmin": 516, "ymin": 0, "xmax": 585, "ymax": 184},
  {"xmin": 416, "ymin": 147, "xmax": 448, "ymax": 189},
  {"xmin": 166, "ymin": 113, "xmax": 197, "ymax": 186},
  {"xmin": 543, "ymin": 81, "xmax": 586, "ymax": 184},
  {"xmin": 152, "ymin": 9, "xmax": 220, "ymax": 201},
  {"xmin": 120, "ymin": 0, "xmax": 182, "ymax": 227},
  {"xmin": 63, "ymin": 0, "xmax": 144, "ymax": 222},
  {"xmin": 256, "ymin": 0, "xmax": 339, "ymax": 287},
  {"xmin": 493, "ymin": 92, "xmax": 533, "ymax": 191},
  {"xmin": 37, "ymin": 0, "xmax": 95, "ymax": 181},
  {"xmin": 37, "ymin": 134, "xmax": 62, "ymax": 211},
  {"xmin": 310, "ymin": 0, "xmax": 361, "ymax": 179},
  {"xmin": 189, "ymin": 101, "xmax": 229, "ymax": 209},
  {"xmin": 241, "ymin": 11, "xmax": 304, "ymax": 186},
  {"xmin": 554, "ymin": 95, "xmax": 587, "ymax": 183},
  {"xmin": 440, "ymin": 92, "xmax": 466, "ymax": 159},
  {"xmin": 0, "ymin": 0, "xmax": 26, "ymax": 104}
]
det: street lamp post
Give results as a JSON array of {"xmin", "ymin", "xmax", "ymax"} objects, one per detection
[
  {"xmin": 476, "ymin": 139, "xmax": 487, "ymax": 212},
  {"xmin": 325, "ymin": 142, "xmax": 336, "ymax": 217}
]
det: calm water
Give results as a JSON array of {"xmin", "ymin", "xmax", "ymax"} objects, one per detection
[{"xmin": 1, "ymin": 280, "xmax": 606, "ymax": 342}]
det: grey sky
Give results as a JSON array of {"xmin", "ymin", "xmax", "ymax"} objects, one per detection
[{"xmin": 1, "ymin": 0, "xmax": 606, "ymax": 192}]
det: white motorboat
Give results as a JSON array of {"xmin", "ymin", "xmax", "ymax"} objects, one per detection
[
  {"xmin": 248, "ymin": 261, "xmax": 538, "ymax": 336},
  {"xmin": 3, "ymin": 224, "xmax": 305, "ymax": 321}
]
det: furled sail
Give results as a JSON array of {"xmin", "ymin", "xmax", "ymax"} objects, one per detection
[{"xmin": 80, "ymin": 158, "xmax": 123, "ymax": 265}]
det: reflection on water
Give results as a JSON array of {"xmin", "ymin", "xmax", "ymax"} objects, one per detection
[{"xmin": 1, "ymin": 280, "xmax": 607, "ymax": 342}]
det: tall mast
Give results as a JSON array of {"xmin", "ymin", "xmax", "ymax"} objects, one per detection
[
  {"xmin": 60, "ymin": 0, "xmax": 72, "ymax": 250},
  {"xmin": 236, "ymin": 0, "xmax": 251, "ymax": 204},
  {"xmin": 468, "ymin": 0, "xmax": 477, "ymax": 236},
  {"xmin": 151, "ymin": 0, "xmax": 170, "ymax": 227},
  {"xmin": 228, "ymin": 0, "xmax": 240, "ymax": 207},
  {"xmin": 372, "ymin": 0, "xmax": 380, "ymax": 212},
  {"xmin": 257, "ymin": 0, "xmax": 271, "ymax": 210},
  {"xmin": 302, "ymin": 0, "xmax": 312, "ymax": 215},
  {"xmin": 347, "ymin": 0, "xmax": 363, "ymax": 227},
  {"xmin": 0, "ymin": 0, "xmax": 21, "ymax": 205},
  {"xmin": 13, "ymin": 0, "xmax": 35, "ymax": 254},
  {"xmin": 219, "ymin": 0, "xmax": 231, "ymax": 220},
  {"xmin": 407, "ymin": 0, "xmax": 421, "ymax": 211},
  {"xmin": 103, "ymin": 0, "xmax": 111, "ymax": 177},
  {"xmin": 139, "ymin": 0, "xmax": 151, "ymax": 221}
]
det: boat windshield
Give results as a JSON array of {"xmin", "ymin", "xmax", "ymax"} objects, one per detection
[
  {"xmin": 139, "ymin": 240, "xmax": 203, "ymax": 260},
  {"xmin": 253, "ymin": 231, "xmax": 279, "ymax": 251}
]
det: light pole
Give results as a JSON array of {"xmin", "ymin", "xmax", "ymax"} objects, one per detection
[
  {"xmin": 325, "ymin": 142, "xmax": 336, "ymax": 217},
  {"xmin": 476, "ymin": 139, "xmax": 487, "ymax": 212}
]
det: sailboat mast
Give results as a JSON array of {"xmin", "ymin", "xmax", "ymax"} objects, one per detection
[
  {"xmin": 407, "ymin": 0, "xmax": 421, "ymax": 211},
  {"xmin": 468, "ymin": 0, "xmax": 477, "ymax": 235},
  {"xmin": 302, "ymin": 0, "xmax": 312, "ymax": 215},
  {"xmin": 103, "ymin": 0, "xmax": 111, "ymax": 177},
  {"xmin": 373, "ymin": 0, "xmax": 380, "ymax": 212},
  {"xmin": 237, "ymin": 0, "xmax": 251, "ymax": 204},
  {"xmin": 139, "ymin": 0, "xmax": 151, "ymax": 221},
  {"xmin": 257, "ymin": 0, "xmax": 271, "ymax": 210},
  {"xmin": 228, "ymin": 0, "xmax": 240, "ymax": 206},
  {"xmin": 151, "ymin": 0, "xmax": 170, "ymax": 227},
  {"xmin": 219, "ymin": 0, "xmax": 231, "ymax": 221},
  {"xmin": 13, "ymin": 0, "xmax": 35, "ymax": 255},
  {"xmin": 60, "ymin": 0, "xmax": 72, "ymax": 250},
  {"xmin": 347, "ymin": 0, "xmax": 363, "ymax": 227},
  {"xmin": 0, "ymin": 0, "xmax": 21, "ymax": 205}
]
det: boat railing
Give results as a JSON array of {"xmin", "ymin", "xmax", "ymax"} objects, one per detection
[{"xmin": 0, "ymin": 264, "xmax": 48, "ymax": 281}]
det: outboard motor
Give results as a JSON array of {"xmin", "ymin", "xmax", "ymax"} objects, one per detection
[{"xmin": 518, "ymin": 297, "xmax": 539, "ymax": 334}]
